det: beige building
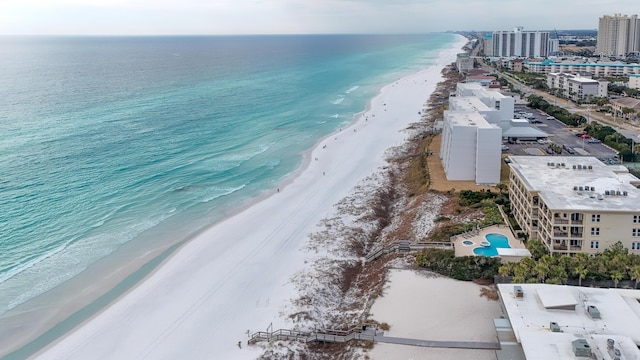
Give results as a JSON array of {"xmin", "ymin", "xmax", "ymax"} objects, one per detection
[
  {"xmin": 630, "ymin": 73, "xmax": 640, "ymax": 89},
  {"xmin": 546, "ymin": 73, "xmax": 608, "ymax": 101},
  {"xmin": 610, "ymin": 97, "xmax": 640, "ymax": 120},
  {"xmin": 508, "ymin": 156, "xmax": 640, "ymax": 255},
  {"xmin": 596, "ymin": 14, "xmax": 640, "ymax": 57}
]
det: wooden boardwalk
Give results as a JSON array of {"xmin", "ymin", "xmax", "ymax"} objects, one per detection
[
  {"xmin": 248, "ymin": 326, "xmax": 499, "ymax": 350},
  {"xmin": 365, "ymin": 240, "xmax": 452, "ymax": 262}
]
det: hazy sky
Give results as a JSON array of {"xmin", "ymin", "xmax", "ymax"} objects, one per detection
[{"xmin": 1, "ymin": 0, "xmax": 639, "ymax": 35}]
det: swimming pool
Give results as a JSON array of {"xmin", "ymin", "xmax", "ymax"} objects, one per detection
[{"xmin": 473, "ymin": 233, "xmax": 511, "ymax": 257}]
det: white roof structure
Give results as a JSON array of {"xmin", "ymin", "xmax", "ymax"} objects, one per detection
[
  {"xmin": 502, "ymin": 120, "xmax": 548, "ymax": 139},
  {"xmin": 449, "ymin": 96, "xmax": 492, "ymax": 112},
  {"xmin": 498, "ymin": 284, "xmax": 640, "ymax": 360},
  {"xmin": 497, "ymin": 248, "xmax": 531, "ymax": 257},
  {"xmin": 508, "ymin": 156, "xmax": 640, "ymax": 211},
  {"xmin": 519, "ymin": 332, "xmax": 640, "ymax": 360}
]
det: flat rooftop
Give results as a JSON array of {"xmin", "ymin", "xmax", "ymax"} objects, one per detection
[
  {"xmin": 508, "ymin": 156, "xmax": 640, "ymax": 212},
  {"xmin": 450, "ymin": 96, "xmax": 492, "ymax": 112},
  {"xmin": 445, "ymin": 110, "xmax": 495, "ymax": 128},
  {"xmin": 498, "ymin": 284, "xmax": 640, "ymax": 360}
]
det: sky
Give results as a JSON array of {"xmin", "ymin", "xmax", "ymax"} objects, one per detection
[{"xmin": 1, "ymin": 0, "xmax": 639, "ymax": 35}]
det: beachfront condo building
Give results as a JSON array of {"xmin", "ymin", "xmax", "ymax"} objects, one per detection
[
  {"xmin": 488, "ymin": 27, "xmax": 551, "ymax": 58},
  {"xmin": 455, "ymin": 53, "xmax": 474, "ymax": 73},
  {"xmin": 440, "ymin": 111, "xmax": 501, "ymax": 184},
  {"xmin": 507, "ymin": 156, "xmax": 640, "ymax": 255},
  {"xmin": 439, "ymin": 83, "xmax": 547, "ymax": 185},
  {"xmin": 596, "ymin": 14, "xmax": 640, "ymax": 58},
  {"xmin": 546, "ymin": 73, "xmax": 608, "ymax": 101}
]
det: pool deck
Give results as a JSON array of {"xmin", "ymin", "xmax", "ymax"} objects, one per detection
[{"xmin": 453, "ymin": 225, "xmax": 526, "ymax": 257}]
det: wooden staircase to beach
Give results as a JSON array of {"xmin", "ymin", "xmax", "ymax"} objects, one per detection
[{"xmin": 365, "ymin": 240, "xmax": 452, "ymax": 262}]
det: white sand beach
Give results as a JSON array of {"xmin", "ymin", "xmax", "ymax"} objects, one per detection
[
  {"xmin": 368, "ymin": 269, "xmax": 502, "ymax": 360},
  {"xmin": 33, "ymin": 37, "xmax": 467, "ymax": 360}
]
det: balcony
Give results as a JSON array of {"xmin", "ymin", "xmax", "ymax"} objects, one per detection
[
  {"xmin": 553, "ymin": 245, "xmax": 568, "ymax": 251},
  {"xmin": 571, "ymin": 220, "xmax": 583, "ymax": 225},
  {"xmin": 570, "ymin": 245, "xmax": 583, "ymax": 251},
  {"xmin": 554, "ymin": 219, "xmax": 569, "ymax": 225},
  {"xmin": 554, "ymin": 232, "xmax": 569, "ymax": 238}
]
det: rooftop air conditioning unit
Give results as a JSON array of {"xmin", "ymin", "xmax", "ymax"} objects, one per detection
[
  {"xmin": 590, "ymin": 187, "xmax": 595, "ymax": 191},
  {"xmin": 588, "ymin": 165, "xmax": 593, "ymax": 169},
  {"xmin": 607, "ymin": 338, "xmax": 615, "ymax": 350},
  {"xmin": 514, "ymin": 285, "xmax": 523, "ymax": 298},
  {"xmin": 573, "ymin": 186, "xmax": 578, "ymax": 191},
  {"xmin": 616, "ymin": 191, "xmax": 621, "ymax": 196},
  {"xmin": 577, "ymin": 164, "xmax": 582, "ymax": 169},
  {"xmin": 573, "ymin": 165, "xmax": 577, "ymax": 169},
  {"xmin": 561, "ymin": 163, "xmax": 565, "ymax": 167},
  {"xmin": 579, "ymin": 186, "xmax": 584, "ymax": 191},
  {"xmin": 550, "ymin": 322, "xmax": 561, "ymax": 332},
  {"xmin": 572, "ymin": 339, "xmax": 592, "ymax": 357},
  {"xmin": 550, "ymin": 162, "xmax": 555, "ymax": 167},
  {"xmin": 605, "ymin": 190, "xmax": 610, "ymax": 195},
  {"xmin": 587, "ymin": 305, "xmax": 601, "ymax": 319},
  {"xmin": 623, "ymin": 191, "xmax": 628, "ymax": 196}
]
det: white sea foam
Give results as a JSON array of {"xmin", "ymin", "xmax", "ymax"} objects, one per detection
[
  {"xmin": 345, "ymin": 85, "xmax": 359, "ymax": 94},
  {"xmin": 332, "ymin": 96, "xmax": 345, "ymax": 105}
]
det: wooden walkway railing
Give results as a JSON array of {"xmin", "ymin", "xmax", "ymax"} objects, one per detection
[
  {"xmin": 249, "ymin": 324, "xmax": 378, "ymax": 345},
  {"xmin": 365, "ymin": 241, "xmax": 452, "ymax": 262},
  {"xmin": 248, "ymin": 324, "xmax": 501, "ymax": 350}
]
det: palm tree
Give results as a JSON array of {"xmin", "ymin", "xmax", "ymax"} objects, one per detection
[
  {"xmin": 630, "ymin": 265, "xmax": 640, "ymax": 289},
  {"xmin": 610, "ymin": 270, "xmax": 625, "ymax": 288},
  {"xmin": 573, "ymin": 265, "xmax": 589, "ymax": 287},
  {"xmin": 535, "ymin": 263, "xmax": 549, "ymax": 283}
]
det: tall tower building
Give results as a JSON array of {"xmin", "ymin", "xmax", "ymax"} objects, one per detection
[
  {"xmin": 491, "ymin": 27, "xmax": 550, "ymax": 58},
  {"xmin": 596, "ymin": 14, "xmax": 640, "ymax": 57}
]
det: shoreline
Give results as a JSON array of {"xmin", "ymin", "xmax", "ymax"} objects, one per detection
[{"xmin": 2, "ymin": 35, "xmax": 467, "ymax": 360}]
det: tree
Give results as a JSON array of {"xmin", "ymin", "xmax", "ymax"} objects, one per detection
[
  {"xmin": 526, "ymin": 239, "xmax": 549, "ymax": 261},
  {"xmin": 610, "ymin": 270, "xmax": 625, "ymax": 288},
  {"xmin": 630, "ymin": 265, "xmax": 640, "ymax": 289},
  {"xmin": 573, "ymin": 265, "xmax": 589, "ymax": 287},
  {"xmin": 535, "ymin": 263, "xmax": 549, "ymax": 283}
]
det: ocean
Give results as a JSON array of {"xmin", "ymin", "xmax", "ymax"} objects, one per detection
[{"xmin": 0, "ymin": 34, "xmax": 457, "ymax": 318}]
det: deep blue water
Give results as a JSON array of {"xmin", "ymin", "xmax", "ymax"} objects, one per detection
[{"xmin": 0, "ymin": 34, "xmax": 456, "ymax": 315}]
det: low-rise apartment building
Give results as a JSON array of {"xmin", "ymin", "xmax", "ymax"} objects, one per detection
[
  {"xmin": 525, "ymin": 60, "xmax": 640, "ymax": 76},
  {"xmin": 455, "ymin": 53, "xmax": 474, "ymax": 73},
  {"xmin": 630, "ymin": 73, "xmax": 640, "ymax": 89},
  {"xmin": 546, "ymin": 73, "xmax": 608, "ymax": 101},
  {"xmin": 508, "ymin": 156, "xmax": 640, "ymax": 255}
]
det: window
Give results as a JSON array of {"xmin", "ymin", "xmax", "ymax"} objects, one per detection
[
  {"xmin": 634, "ymin": 229, "xmax": 640, "ymax": 237},
  {"xmin": 632, "ymin": 242, "xmax": 640, "ymax": 250},
  {"xmin": 591, "ymin": 227, "xmax": 600, "ymax": 236},
  {"xmin": 634, "ymin": 215, "xmax": 640, "ymax": 223},
  {"xmin": 592, "ymin": 214, "xmax": 600, "ymax": 222},
  {"xmin": 590, "ymin": 241, "xmax": 599, "ymax": 249}
]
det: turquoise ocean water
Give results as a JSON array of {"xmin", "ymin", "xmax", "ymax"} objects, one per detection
[{"xmin": 0, "ymin": 34, "xmax": 457, "ymax": 316}]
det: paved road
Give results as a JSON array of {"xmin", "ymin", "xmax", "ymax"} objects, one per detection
[{"xmin": 499, "ymin": 71, "xmax": 640, "ymax": 142}]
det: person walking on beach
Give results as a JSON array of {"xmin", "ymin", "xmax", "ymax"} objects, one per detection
[{"xmin": 238, "ymin": 341, "xmax": 242, "ymax": 349}]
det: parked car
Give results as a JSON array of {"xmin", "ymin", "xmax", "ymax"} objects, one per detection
[
  {"xmin": 501, "ymin": 144, "xmax": 509, "ymax": 151},
  {"xmin": 567, "ymin": 147, "xmax": 575, "ymax": 154},
  {"xmin": 587, "ymin": 138, "xmax": 601, "ymax": 143},
  {"xmin": 529, "ymin": 119, "xmax": 542, "ymax": 124},
  {"xmin": 546, "ymin": 116, "xmax": 555, "ymax": 120}
]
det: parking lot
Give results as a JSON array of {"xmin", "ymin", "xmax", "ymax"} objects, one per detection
[{"xmin": 504, "ymin": 105, "xmax": 619, "ymax": 163}]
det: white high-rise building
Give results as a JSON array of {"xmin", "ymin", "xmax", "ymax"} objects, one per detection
[
  {"xmin": 596, "ymin": 14, "xmax": 640, "ymax": 57},
  {"xmin": 491, "ymin": 27, "xmax": 550, "ymax": 58}
]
